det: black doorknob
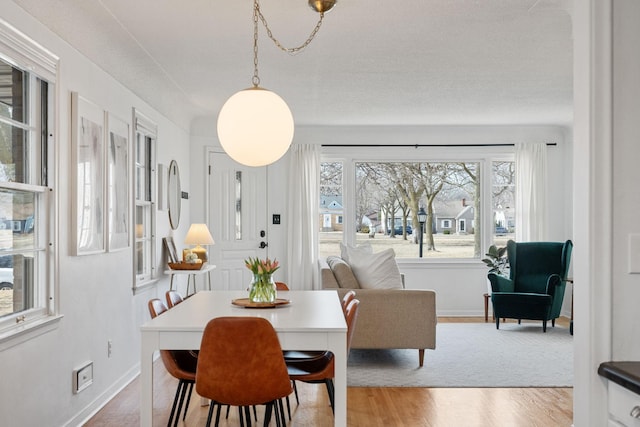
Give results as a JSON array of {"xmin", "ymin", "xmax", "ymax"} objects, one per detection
[{"xmin": 259, "ymin": 241, "xmax": 268, "ymax": 249}]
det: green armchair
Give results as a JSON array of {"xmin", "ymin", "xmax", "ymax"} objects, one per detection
[{"xmin": 488, "ymin": 239, "xmax": 573, "ymax": 332}]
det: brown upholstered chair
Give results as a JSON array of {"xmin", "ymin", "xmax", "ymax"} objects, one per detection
[
  {"xmin": 286, "ymin": 298, "xmax": 360, "ymax": 413},
  {"xmin": 165, "ymin": 290, "xmax": 184, "ymax": 308},
  {"xmin": 148, "ymin": 299, "xmax": 197, "ymax": 427},
  {"xmin": 196, "ymin": 316, "xmax": 293, "ymax": 427},
  {"xmin": 341, "ymin": 290, "xmax": 356, "ymax": 317},
  {"xmin": 275, "ymin": 281, "xmax": 289, "ymax": 291},
  {"xmin": 283, "ymin": 290, "xmax": 356, "ymax": 363}
]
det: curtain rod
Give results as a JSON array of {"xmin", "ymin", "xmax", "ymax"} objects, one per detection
[{"xmin": 321, "ymin": 143, "xmax": 557, "ymax": 147}]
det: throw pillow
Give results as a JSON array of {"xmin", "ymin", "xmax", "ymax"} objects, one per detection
[
  {"xmin": 347, "ymin": 248, "xmax": 403, "ymax": 290},
  {"xmin": 340, "ymin": 242, "xmax": 373, "ymax": 263},
  {"xmin": 327, "ymin": 256, "xmax": 360, "ymax": 289}
]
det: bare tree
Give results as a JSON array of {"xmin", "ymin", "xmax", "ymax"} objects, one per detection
[
  {"xmin": 446, "ymin": 162, "xmax": 480, "ymax": 256},
  {"xmin": 320, "ymin": 162, "xmax": 342, "ymax": 196}
]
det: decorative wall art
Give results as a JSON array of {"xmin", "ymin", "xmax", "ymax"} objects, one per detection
[
  {"xmin": 107, "ymin": 113, "xmax": 130, "ymax": 251},
  {"xmin": 163, "ymin": 237, "xmax": 179, "ymax": 264},
  {"xmin": 71, "ymin": 92, "xmax": 105, "ymax": 255}
]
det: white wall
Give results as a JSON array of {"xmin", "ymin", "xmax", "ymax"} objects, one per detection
[
  {"xmin": 0, "ymin": 4, "xmax": 190, "ymax": 426},
  {"xmin": 611, "ymin": 0, "xmax": 640, "ymax": 360}
]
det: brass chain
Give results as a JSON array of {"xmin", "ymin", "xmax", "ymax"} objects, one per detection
[
  {"xmin": 253, "ymin": 1, "xmax": 260, "ymax": 86},
  {"xmin": 252, "ymin": 0, "xmax": 326, "ymax": 87},
  {"xmin": 256, "ymin": 0, "xmax": 325, "ymax": 54}
]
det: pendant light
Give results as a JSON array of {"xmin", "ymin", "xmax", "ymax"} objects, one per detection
[{"xmin": 217, "ymin": 0, "xmax": 337, "ymax": 167}]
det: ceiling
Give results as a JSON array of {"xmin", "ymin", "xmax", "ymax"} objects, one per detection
[{"xmin": 11, "ymin": 0, "xmax": 574, "ymax": 129}]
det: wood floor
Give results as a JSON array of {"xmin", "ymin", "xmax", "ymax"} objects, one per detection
[{"xmin": 84, "ymin": 317, "xmax": 573, "ymax": 427}]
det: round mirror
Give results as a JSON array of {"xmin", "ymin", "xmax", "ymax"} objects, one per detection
[{"xmin": 168, "ymin": 160, "xmax": 181, "ymax": 230}]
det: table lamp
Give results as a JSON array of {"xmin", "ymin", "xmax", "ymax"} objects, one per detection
[{"xmin": 184, "ymin": 223, "xmax": 215, "ymax": 262}]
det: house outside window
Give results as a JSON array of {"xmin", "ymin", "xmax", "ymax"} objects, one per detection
[
  {"xmin": 133, "ymin": 111, "xmax": 156, "ymax": 289},
  {"xmin": 0, "ymin": 25, "xmax": 57, "ymax": 336},
  {"xmin": 319, "ymin": 151, "xmax": 516, "ymax": 260}
]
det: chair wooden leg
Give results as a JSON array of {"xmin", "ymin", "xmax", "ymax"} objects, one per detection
[
  {"xmin": 284, "ymin": 395, "xmax": 292, "ymax": 420},
  {"xmin": 277, "ymin": 401, "xmax": 285, "ymax": 427},
  {"xmin": 418, "ymin": 349, "xmax": 425, "ymax": 367},
  {"xmin": 183, "ymin": 382, "xmax": 194, "ymax": 421},
  {"xmin": 552, "ymin": 318, "xmax": 556, "ymax": 327},
  {"xmin": 167, "ymin": 380, "xmax": 183, "ymax": 427},
  {"xmin": 263, "ymin": 402, "xmax": 273, "ymax": 427},
  {"xmin": 173, "ymin": 380, "xmax": 190, "ymax": 427},
  {"xmin": 543, "ymin": 320, "xmax": 547, "ymax": 332},
  {"xmin": 496, "ymin": 316, "xmax": 500, "ymax": 330},
  {"xmin": 483, "ymin": 293, "xmax": 488, "ymax": 322},
  {"xmin": 325, "ymin": 379, "xmax": 335, "ymax": 413},
  {"xmin": 205, "ymin": 401, "xmax": 215, "ymax": 427},
  {"xmin": 214, "ymin": 403, "xmax": 222, "ymax": 427},
  {"xmin": 292, "ymin": 380, "xmax": 299, "ymax": 404}
]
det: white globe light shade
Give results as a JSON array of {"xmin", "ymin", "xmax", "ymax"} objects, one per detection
[{"xmin": 217, "ymin": 87, "xmax": 294, "ymax": 167}]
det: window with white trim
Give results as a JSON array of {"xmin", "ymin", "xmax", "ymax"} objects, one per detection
[
  {"xmin": 0, "ymin": 24, "xmax": 56, "ymax": 336},
  {"xmin": 319, "ymin": 149, "xmax": 516, "ymax": 259},
  {"xmin": 133, "ymin": 111, "xmax": 156, "ymax": 289}
]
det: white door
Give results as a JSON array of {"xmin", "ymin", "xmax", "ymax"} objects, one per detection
[{"xmin": 208, "ymin": 151, "xmax": 268, "ymax": 290}]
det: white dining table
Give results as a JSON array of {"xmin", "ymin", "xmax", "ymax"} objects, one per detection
[{"xmin": 140, "ymin": 290, "xmax": 348, "ymax": 426}]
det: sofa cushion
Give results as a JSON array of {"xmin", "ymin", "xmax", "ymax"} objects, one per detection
[
  {"xmin": 326, "ymin": 256, "xmax": 360, "ymax": 289},
  {"xmin": 346, "ymin": 248, "xmax": 404, "ymax": 290},
  {"xmin": 340, "ymin": 243, "xmax": 372, "ymax": 263}
]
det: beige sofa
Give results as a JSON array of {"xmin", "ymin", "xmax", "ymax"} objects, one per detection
[{"xmin": 320, "ymin": 256, "xmax": 437, "ymax": 367}]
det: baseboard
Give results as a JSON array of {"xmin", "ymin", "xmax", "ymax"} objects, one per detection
[
  {"xmin": 437, "ymin": 310, "xmax": 486, "ymax": 317},
  {"xmin": 64, "ymin": 362, "xmax": 141, "ymax": 427}
]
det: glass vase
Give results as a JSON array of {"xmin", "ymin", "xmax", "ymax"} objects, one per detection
[{"xmin": 249, "ymin": 273, "xmax": 277, "ymax": 303}]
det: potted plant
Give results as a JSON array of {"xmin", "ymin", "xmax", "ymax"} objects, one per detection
[
  {"xmin": 482, "ymin": 244, "xmax": 509, "ymax": 321},
  {"xmin": 482, "ymin": 245, "xmax": 509, "ymax": 276}
]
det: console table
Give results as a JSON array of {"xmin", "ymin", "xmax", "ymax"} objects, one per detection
[{"xmin": 164, "ymin": 263, "xmax": 216, "ymax": 295}]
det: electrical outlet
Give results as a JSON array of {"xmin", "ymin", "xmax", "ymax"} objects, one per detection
[
  {"xmin": 108, "ymin": 340, "xmax": 112, "ymax": 358},
  {"xmin": 73, "ymin": 362, "xmax": 93, "ymax": 393}
]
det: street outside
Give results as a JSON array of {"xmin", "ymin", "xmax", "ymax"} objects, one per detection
[{"xmin": 320, "ymin": 231, "xmax": 512, "ymax": 259}]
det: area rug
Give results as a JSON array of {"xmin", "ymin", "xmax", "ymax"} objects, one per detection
[{"xmin": 347, "ymin": 322, "xmax": 573, "ymax": 387}]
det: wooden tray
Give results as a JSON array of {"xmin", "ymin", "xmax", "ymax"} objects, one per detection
[
  {"xmin": 168, "ymin": 262, "xmax": 203, "ymax": 270},
  {"xmin": 232, "ymin": 298, "xmax": 290, "ymax": 308}
]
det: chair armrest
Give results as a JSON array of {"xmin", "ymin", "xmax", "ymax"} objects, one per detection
[
  {"xmin": 336, "ymin": 288, "xmax": 436, "ymax": 350},
  {"xmin": 488, "ymin": 273, "xmax": 514, "ymax": 292},
  {"xmin": 545, "ymin": 274, "xmax": 562, "ymax": 295},
  {"xmin": 319, "ymin": 258, "xmax": 340, "ymax": 289}
]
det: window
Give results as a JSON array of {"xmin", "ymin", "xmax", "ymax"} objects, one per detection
[
  {"xmin": 0, "ymin": 29, "xmax": 56, "ymax": 337},
  {"xmin": 319, "ymin": 162, "xmax": 343, "ymax": 257},
  {"xmin": 133, "ymin": 111, "xmax": 156, "ymax": 289},
  {"xmin": 492, "ymin": 161, "xmax": 516, "ymax": 246},
  {"xmin": 320, "ymin": 151, "xmax": 516, "ymax": 260}
]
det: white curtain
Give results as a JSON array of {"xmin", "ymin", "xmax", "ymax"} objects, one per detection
[
  {"xmin": 515, "ymin": 142, "xmax": 547, "ymax": 242},
  {"xmin": 286, "ymin": 144, "xmax": 320, "ymax": 290}
]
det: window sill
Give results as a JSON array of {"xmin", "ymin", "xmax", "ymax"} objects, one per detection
[
  {"xmin": 396, "ymin": 258, "xmax": 486, "ymax": 268},
  {"xmin": 0, "ymin": 314, "xmax": 64, "ymax": 352}
]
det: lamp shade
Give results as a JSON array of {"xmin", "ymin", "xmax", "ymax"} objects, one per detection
[
  {"xmin": 184, "ymin": 224, "xmax": 215, "ymax": 246},
  {"xmin": 217, "ymin": 87, "xmax": 294, "ymax": 167}
]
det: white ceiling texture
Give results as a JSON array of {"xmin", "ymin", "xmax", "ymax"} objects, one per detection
[{"xmin": 11, "ymin": 0, "xmax": 573, "ymax": 129}]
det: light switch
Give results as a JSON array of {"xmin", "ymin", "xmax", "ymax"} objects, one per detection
[{"xmin": 628, "ymin": 234, "xmax": 640, "ymax": 273}]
